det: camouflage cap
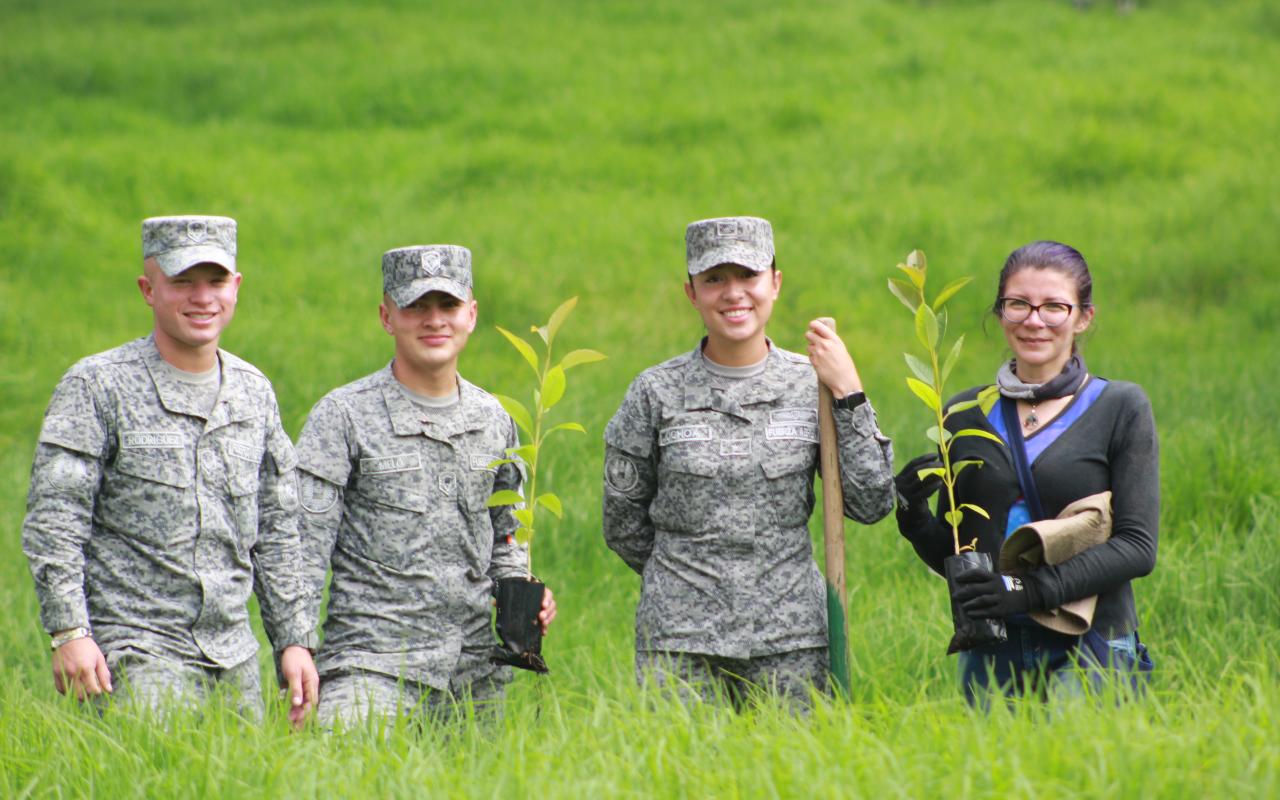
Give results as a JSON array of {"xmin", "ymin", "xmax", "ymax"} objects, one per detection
[
  {"xmin": 685, "ymin": 216, "xmax": 774, "ymax": 276},
  {"xmin": 382, "ymin": 245, "xmax": 472, "ymax": 307},
  {"xmin": 142, "ymin": 216, "xmax": 237, "ymax": 276}
]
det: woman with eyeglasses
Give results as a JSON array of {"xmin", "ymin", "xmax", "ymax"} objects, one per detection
[{"xmin": 894, "ymin": 241, "xmax": 1157, "ymax": 704}]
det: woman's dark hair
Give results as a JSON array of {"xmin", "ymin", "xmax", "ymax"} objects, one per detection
[{"xmin": 992, "ymin": 241, "xmax": 1093, "ymax": 314}]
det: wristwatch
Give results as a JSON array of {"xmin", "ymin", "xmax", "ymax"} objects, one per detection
[
  {"xmin": 833, "ymin": 391, "xmax": 867, "ymax": 410},
  {"xmin": 50, "ymin": 627, "xmax": 92, "ymax": 650}
]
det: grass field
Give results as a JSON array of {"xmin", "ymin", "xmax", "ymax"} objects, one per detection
[{"xmin": 2, "ymin": 0, "xmax": 1279, "ymax": 796}]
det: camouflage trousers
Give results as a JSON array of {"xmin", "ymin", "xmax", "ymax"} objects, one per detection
[
  {"xmin": 636, "ymin": 647, "xmax": 829, "ymax": 712},
  {"xmin": 317, "ymin": 650, "xmax": 510, "ymax": 730},
  {"xmin": 97, "ymin": 651, "xmax": 263, "ymax": 720}
]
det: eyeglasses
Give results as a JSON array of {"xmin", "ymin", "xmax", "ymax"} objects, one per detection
[{"xmin": 997, "ymin": 298, "xmax": 1074, "ymax": 327}]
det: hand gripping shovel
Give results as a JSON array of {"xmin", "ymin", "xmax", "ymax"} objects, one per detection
[{"xmin": 816, "ymin": 317, "xmax": 851, "ymax": 697}]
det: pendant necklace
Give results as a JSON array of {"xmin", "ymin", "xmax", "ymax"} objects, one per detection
[{"xmin": 1024, "ymin": 402, "xmax": 1039, "ymax": 430}]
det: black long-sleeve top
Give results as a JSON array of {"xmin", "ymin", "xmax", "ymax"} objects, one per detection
[{"xmin": 899, "ymin": 379, "xmax": 1159, "ymax": 638}]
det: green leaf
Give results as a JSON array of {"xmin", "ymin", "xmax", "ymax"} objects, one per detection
[
  {"xmin": 514, "ymin": 508, "xmax": 534, "ymax": 528},
  {"xmin": 935, "ymin": 308, "xmax": 948, "ymax": 342},
  {"xmin": 536, "ymin": 493, "xmax": 563, "ymax": 519},
  {"xmin": 953, "ymin": 428, "xmax": 1006, "ymax": 445},
  {"xmin": 945, "ymin": 397, "xmax": 981, "ymax": 415},
  {"xmin": 940, "ymin": 334, "xmax": 965, "ymax": 388},
  {"xmin": 542, "ymin": 365, "xmax": 567, "ymax": 409},
  {"xmin": 903, "ymin": 353, "xmax": 933, "ymax": 384},
  {"xmin": 924, "ymin": 425, "xmax": 952, "ymax": 446},
  {"xmin": 496, "ymin": 326, "xmax": 540, "ymax": 377},
  {"xmin": 507, "ymin": 444, "xmax": 538, "ymax": 465},
  {"xmin": 932, "ymin": 276, "xmax": 972, "ymax": 309},
  {"xmin": 534, "ymin": 326, "xmax": 549, "ymax": 346},
  {"xmin": 486, "ymin": 458, "xmax": 517, "ymax": 469},
  {"xmin": 951, "ymin": 458, "xmax": 984, "ymax": 477},
  {"xmin": 494, "ymin": 394, "xmax": 534, "ymax": 438},
  {"xmin": 914, "ymin": 303, "xmax": 939, "ymax": 350},
  {"xmin": 546, "ymin": 296, "xmax": 579, "ymax": 348},
  {"xmin": 513, "ymin": 526, "xmax": 533, "ymax": 546},
  {"xmin": 906, "ymin": 377, "xmax": 941, "ymax": 412},
  {"xmin": 486, "ymin": 489, "xmax": 524, "ymax": 508},
  {"xmin": 978, "ymin": 385, "xmax": 1001, "ymax": 414},
  {"xmin": 545, "ymin": 422, "xmax": 586, "ymax": 437},
  {"xmin": 917, "ymin": 467, "xmax": 945, "ymax": 479},
  {"xmin": 959, "ymin": 503, "xmax": 990, "ymax": 519},
  {"xmin": 896, "ymin": 263, "xmax": 925, "ymax": 290},
  {"xmin": 944, "ymin": 509, "xmax": 964, "ymax": 528},
  {"xmin": 558, "ymin": 348, "xmax": 607, "ymax": 371},
  {"xmin": 888, "ymin": 278, "xmax": 918, "ymax": 313},
  {"xmin": 906, "ymin": 249, "xmax": 927, "ymax": 272}
]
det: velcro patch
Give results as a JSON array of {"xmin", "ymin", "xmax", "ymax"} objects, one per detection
[
  {"xmin": 223, "ymin": 439, "xmax": 264, "ymax": 464},
  {"xmin": 769, "ymin": 407, "xmax": 817, "ymax": 424},
  {"xmin": 122, "ymin": 431, "xmax": 184, "ymax": 449},
  {"xmin": 766, "ymin": 423, "xmax": 819, "ymax": 443},
  {"xmin": 469, "ymin": 453, "xmax": 499, "ymax": 472},
  {"xmin": 360, "ymin": 453, "xmax": 422, "ymax": 475},
  {"xmin": 658, "ymin": 425, "xmax": 712, "ymax": 447},
  {"xmin": 720, "ymin": 438, "xmax": 752, "ymax": 457}
]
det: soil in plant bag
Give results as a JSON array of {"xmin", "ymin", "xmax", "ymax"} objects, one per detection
[
  {"xmin": 944, "ymin": 551, "xmax": 1008, "ymax": 654},
  {"xmin": 491, "ymin": 577, "xmax": 549, "ymax": 673}
]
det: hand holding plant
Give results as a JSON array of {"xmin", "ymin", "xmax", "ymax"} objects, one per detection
[
  {"xmin": 485, "ymin": 297, "xmax": 605, "ymax": 672},
  {"xmin": 889, "ymin": 250, "xmax": 1007, "ymax": 653}
]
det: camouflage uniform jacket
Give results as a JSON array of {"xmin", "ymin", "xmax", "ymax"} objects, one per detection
[
  {"xmin": 21, "ymin": 335, "xmax": 315, "ymax": 669},
  {"xmin": 295, "ymin": 365, "xmax": 527, "ymax": 690},
  {"xmin": 603, "ymin": 344, "xmax": 895, "ymax": 659}
]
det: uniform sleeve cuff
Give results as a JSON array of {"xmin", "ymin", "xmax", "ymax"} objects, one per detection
[{"xmin": 41, "ymin": 599, "xmax": 90, "ymax": 636}]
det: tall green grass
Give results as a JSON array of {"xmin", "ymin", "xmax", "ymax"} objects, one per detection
[{"xmin": 2, "ymin": 0, "xmax": 1278, "ymax": 796}]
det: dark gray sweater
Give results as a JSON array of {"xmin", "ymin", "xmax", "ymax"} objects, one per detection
[{"xmin": 899, "ymin": 379, "xmax": 1159, "ymax": 638}]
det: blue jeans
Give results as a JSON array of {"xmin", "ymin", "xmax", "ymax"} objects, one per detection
[{"xmin": 958, "ymin": 622, "xmax": 1142, "ymax": 707}]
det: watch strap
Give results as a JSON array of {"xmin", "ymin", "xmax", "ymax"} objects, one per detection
[{"xmin": 833, "ymin": 391, "xmax": 867, "ymax": 410}]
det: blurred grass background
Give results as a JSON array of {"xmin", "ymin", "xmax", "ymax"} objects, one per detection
[{"xmin": 1, "ymin": 0, "xmax": 1277, "ymax": 796}]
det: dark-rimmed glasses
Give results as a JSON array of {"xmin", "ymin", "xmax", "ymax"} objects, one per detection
[{"xmin": 997, "ymin": 298, "xmax": 1073, "ymax": 327}]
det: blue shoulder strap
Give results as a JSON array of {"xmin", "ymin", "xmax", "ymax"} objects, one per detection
[{"xmin": 999, "ymin": 398, "xmax": 1046, "ymax": 522}]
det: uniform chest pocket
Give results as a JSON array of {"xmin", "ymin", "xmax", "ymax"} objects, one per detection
[
  {"xmin": 760, "ymin": 439, "xmax": 816, "ymax": 528},
  {"xmin": 360, "ymin": 473, "xmax": 430, "ymax": 514},
  {"xmin": 652, "ymin": 445, "xmax": 719, "ymax": 534},
  {"xmin": 220, "ymin": 439, "xmax": 264, "ymax": 497},
  {"xmin": 114, "ymin": 446, "xmax": 194, "ymax": 489}
]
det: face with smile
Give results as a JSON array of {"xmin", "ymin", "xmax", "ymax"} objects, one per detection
[
  {"xmin": 685, "ymin": 263, "xmax": 781, "ymax": 365},
  {"xmin": 999, "ymin": 266, "xmax": 1094, "ymax": 383},
  {"xmin": 380, "ymin": 290, "xmax": 478, "ymax": 380},
  {"xmin": 138, "ymin": 259, "xmax": 241, "ymax": 369}
]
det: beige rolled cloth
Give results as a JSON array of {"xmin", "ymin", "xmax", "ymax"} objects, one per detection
[{"xmin": 998, "ymin": 491, "xmax": 1112, "ymax": 636}]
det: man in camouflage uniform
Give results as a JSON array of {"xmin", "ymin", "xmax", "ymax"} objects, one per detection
[
  {"xmin": 296, "ymin": 244, "xmax": 556, "ymax": 728},
  {"xmin": 603, "ymin": 216, "xmax": 895, "ymax": 708},
  {"xmin": 21, "ymin": 216, "xmax": 318, "ymax": 723}
]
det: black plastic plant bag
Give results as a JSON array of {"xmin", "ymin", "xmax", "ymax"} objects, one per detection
[
  {"xmin": 944, "ymin": 551, "xmax": 1008, "ymax": 654},
  {"xmin": 491, "ymin": 577, "xmax": 549, "ymax": 673}
]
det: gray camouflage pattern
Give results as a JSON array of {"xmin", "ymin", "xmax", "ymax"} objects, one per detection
[
  {"xmin": 295, "ymin": 365, "xmax": 527, "ymax": 695},
  {"xmin": 382, "ymin": 244, "xmax": 472, "ymax": 307},
  {"xmin": 685, "ymin": 216, "xmax": 774, "ymax": 275},
  {"xmin": 99, "ymin": 652, "xmax": 263, "ymax": 721},
  {"xmin": 637, "ymin": 647, "xmax": 828, "ymax": 711},
  {"xmin": 142, "ymin": 215, "xmax": 237, "ymax": 276},
  {"xmin": 22, "ymin": 335, "xmax": 316, "ymax": 675},
  {"xmin": 317, "ymin": 649, "xmax": 508, "ymax": 729},
  {"xmin": 603, "ymin": 344, "xmax": 894, "ymax": 660}
]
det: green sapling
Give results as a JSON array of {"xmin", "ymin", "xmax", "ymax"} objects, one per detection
[
  {"xmin": 888, "ymin": 250, "xmax": 1003, "ymax": 555},
  {"xmin": 486, "ymin": 296, "xmax": 606, "ymax": 579}
]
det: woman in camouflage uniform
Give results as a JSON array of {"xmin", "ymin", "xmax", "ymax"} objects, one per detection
[{"xmin": 602, "ymin": 216, "xmax": 894, "ymax": 708}]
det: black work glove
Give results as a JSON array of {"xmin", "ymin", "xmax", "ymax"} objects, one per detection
[
  {"xmin": 952, "ymin": 566, "xmax": 1042, "ymax": 619},
  {"xmin": 894, "ymin": 453, "xmax": 944, "ymax": 536}
]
